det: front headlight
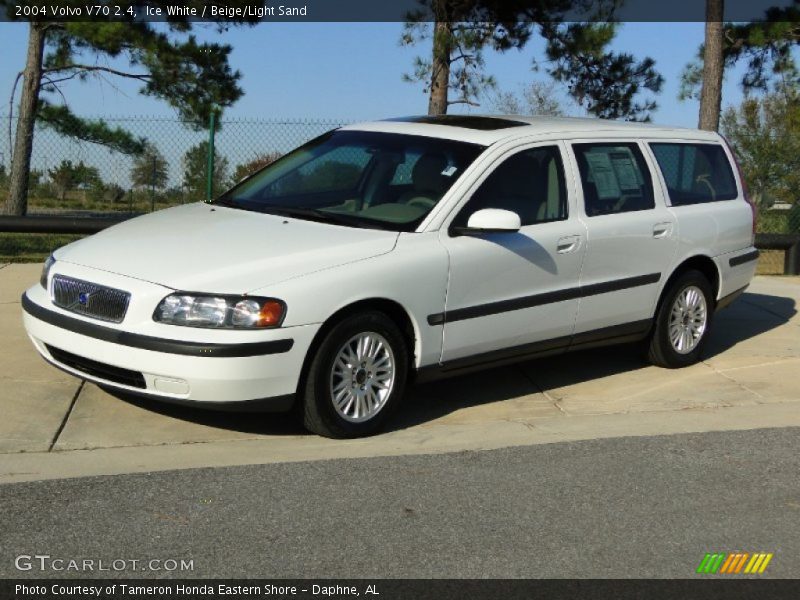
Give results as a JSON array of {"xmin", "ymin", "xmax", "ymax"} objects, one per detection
[
  {"xmin": 40, "ymin": 255, "xmax": 55, "ymax": 289},
  {"xmin": 153, "ymin": 294, "xmax": 286, "ymax": 329}
]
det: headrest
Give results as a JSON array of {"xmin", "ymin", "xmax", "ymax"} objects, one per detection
[
  {"xmin": 495, "ymin": 154, "xmax": 537, "ymax": 197},
  {"xmin": 412, "ymin": 153, "xmax": 448, "ymax": 193}
]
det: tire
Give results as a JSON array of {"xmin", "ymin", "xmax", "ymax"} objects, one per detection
[
  {"xmin": 301, "ymin": 311, "xmax": 408, "ymax": 438},
  {"xmin": 647, "ymin": 269, "xmax": 715, "ymax": 368}
]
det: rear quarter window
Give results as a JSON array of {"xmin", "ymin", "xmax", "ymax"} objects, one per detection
[
  {"xmin": 572, "ymin": 143, "xmax": 655, "ymax": 216},
  {"xmin": 650, "ymin": 143, "xmax": 738, "ymax": 205}
]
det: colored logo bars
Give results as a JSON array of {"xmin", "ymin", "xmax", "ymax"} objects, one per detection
[{"xmin": 696, "ymin": 552, "xmax": 773, "ymax": 575}]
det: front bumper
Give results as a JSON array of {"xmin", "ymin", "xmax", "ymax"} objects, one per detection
[{"xmin": 22, "ymin": 285, "xmax": 319, "ymax": 408}]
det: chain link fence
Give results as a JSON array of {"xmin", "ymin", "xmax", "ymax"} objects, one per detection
[
  {"xmin": 756, "ymin": 204, "xmax": 800, "ymax": 275},
  {"xmin": 0, "ymin": 115, "xmax": 349, "ymax": 260},
  {"xmin": 0, "ymin": 115, "xmax": 348, "ymax": 216}
]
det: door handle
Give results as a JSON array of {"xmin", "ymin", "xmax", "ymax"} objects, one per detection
[
  {"xmin": 556, "ymin": 235, "xmax": 581, "ymax": 254},
  {"xmin": 652, "ymin": 222, "xmax": 673, "ymax": 239}
]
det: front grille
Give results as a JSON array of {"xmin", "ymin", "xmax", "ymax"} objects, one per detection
[
  {"xmin": 45, "ymin": 345, "xmax": 146, "ymax": 389},
  {"xmin": 51, "ymin": 275, "xmax": 131, "ymax": 323}
]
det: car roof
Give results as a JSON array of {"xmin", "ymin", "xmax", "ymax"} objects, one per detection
[{"xmin": 339, "ymin": 114, "xmax": 721, "ymax": 146}]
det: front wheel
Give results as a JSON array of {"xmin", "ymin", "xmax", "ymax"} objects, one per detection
[
  {"xmin": 647, "ymin": 270, "xmax": 714, "ymax": 368},
  {"xmin": 301, "ymin": 311, "xmax": 408, "ymax": 438}
]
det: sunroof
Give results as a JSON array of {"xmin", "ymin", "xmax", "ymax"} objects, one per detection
[{"xmin": 384, "ymin": 115, "xmax": 528, "ymax": 131}]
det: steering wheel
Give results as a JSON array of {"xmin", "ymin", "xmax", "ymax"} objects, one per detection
[{"xmin": 406, "ymin": 196, "xmax": 437, "ymax": 209}]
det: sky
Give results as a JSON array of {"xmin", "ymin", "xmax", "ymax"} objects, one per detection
[
  {"xmin": 0, "ymin": 21, "xmax": 756, "ymax": 128},
  {"xmin": 0, "ymin": 21, "xmax": 765, "ymax": 188}
]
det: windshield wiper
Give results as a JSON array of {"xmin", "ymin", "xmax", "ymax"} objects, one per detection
[
  {"xmin": 213, "ymin": 197, "xmax": 241, "ymax": 208},
  {"xmin": 261, "ymin": 206, "xmax": 350, "ymax": 225},
  {"xmin": 261, "ymin": 207, "xmax": 393, "ymax": 230}
]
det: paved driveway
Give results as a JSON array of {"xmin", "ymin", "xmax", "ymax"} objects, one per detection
[{"xmin": 1, "ymin": 263, "xmax": 798, "ymax": 483}]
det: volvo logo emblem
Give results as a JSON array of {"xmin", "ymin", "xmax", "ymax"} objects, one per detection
[{"xmin": 69, "ymin": 291, "xmax": 93, "ymax": 308}]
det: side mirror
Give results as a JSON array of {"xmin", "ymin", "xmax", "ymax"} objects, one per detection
[{"xmin": 452, "ymin": 208, "xmax": 521, "ymax": 236}]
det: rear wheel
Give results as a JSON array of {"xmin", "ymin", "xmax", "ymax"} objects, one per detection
[
  {"xmin": 301, "ymin": 311, "xmax": 408, "ymax": 438},
  {"xmin": 647, "ymin": 270, "xmax": 714, "ymax": 368}
]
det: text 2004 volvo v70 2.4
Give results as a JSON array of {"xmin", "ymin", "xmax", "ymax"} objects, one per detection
[{"xmin": 22, "ymin": 115, "xmax": 758, "ymax": 438}]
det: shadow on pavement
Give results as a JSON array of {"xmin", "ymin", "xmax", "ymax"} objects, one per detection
[
  {"xmin": 394, "ymin": 291, "xmax": 796, "ymax": 431},
  {"xmin": 104, "ymin": 388, "xmax": 307, "ymax": 437},
  {"xmin": 105, "ymin": 292, "xmax": 796, "ymax": 436},
  {"xmin": 703, "ymin": 292, "xmax": 796, "ymax": 358}
]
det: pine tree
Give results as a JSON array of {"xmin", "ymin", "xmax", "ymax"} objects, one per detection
[
  {"xmin": 47, "ymin": 160, "xmax": 101, "ymax": 202},
  {"xmin": 540, "ymin": 22, "xmax": 663, "ymax": 121},
  {"xmin": 681, "ymin": 2, "xmax": 799, "ymax": 131},
  {"xmin": 131, "ymin": 145, "xmax": 169, "ymax": 191},
  {"xmin": 182, "ymin": 141, "xmax": 229, "ymax": 201},
  {"xmin": 401, "ymin": 1, "xmax": 663, "ymax": 120},
  {"xmin": 3, "ymin": 2, "xmax": 254, "ymax": 215}
]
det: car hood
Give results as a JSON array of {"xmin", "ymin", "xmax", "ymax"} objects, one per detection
[{"xmin": 55, "ymin": 203, "xmax": 400, "ymax": 293}]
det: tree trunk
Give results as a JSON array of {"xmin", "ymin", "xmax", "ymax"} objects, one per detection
[
  {"xmin": 427, "ymin": 20, "xmax": 452, "ymax": 115},
  {"xmin": 5, "ymin": 23, "xmax": 46, "ymax": 216},
  {"xmin": 698, "ymin": 0, "xmax": 724, "ymax": 131}
]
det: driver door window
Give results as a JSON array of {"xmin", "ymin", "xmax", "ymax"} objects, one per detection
[{"xmin": 453, "ymin": 145, "xmax": 567, "ymax": 228}]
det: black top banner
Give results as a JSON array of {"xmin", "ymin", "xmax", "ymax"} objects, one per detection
[
  {"xmin": 4, "ymin": 579, "xmax": 800, "ymax": 600},
  {"xmin": 1, "ymin": 0, "xmax": 799, "ymax": 23}
]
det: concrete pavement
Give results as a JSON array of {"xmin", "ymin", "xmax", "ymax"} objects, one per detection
[{"xmin": 1, "ymin": 263, "xmax": 798, "ymax": 484}]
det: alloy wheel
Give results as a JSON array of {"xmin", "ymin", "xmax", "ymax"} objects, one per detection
[
  {"xmin": 329, "ymin": 332, "xmax": 396, "ymax": 423},
  {"xmin": 668, "ymin": 285, "xmax": 708, "ymax": 354}
]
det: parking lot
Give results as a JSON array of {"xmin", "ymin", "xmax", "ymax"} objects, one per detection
[{"xmin": 1, "ymin": 263, "xmax": 799, "ymax": 484}]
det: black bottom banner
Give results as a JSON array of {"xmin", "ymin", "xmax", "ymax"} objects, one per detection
[{"xmin": 2, "ymin": 579, "xmax": 799, "ymax": 600}]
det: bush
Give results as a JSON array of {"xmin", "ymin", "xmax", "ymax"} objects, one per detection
[{"xmin": 758, "ymin": 210, "xmax": 790, "ymax": 234}]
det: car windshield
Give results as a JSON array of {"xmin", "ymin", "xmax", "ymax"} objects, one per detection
[{"xmin": 215, "ymin": 130, "xmax": 485, "ymax": 231}]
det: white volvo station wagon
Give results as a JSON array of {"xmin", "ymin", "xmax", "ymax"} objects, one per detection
[{"xmin": 23, "ymin": 115, "xmax": 759, "ymax": 438}]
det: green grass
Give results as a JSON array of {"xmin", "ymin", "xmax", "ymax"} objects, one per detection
[
  {"xmin": 757, "ymin": 211, "xmax": 790, "ymax": 234},
  {"xmin": 757, "ymin": 207, "xmax": 800, "ymax": 235},
  {"xmin": 0, "ymin": 233, "xmax": 84, "ymax": 263},
  {"xmin": 28, "ymin": 196, "xmax": 180, "ymax": 213},
  {"xmin": 0, "ymin": 193, "xmax": 185, "ymax": 262}
]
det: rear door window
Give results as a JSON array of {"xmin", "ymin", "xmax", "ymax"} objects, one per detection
[
  {"xmin": 649, "ymin": 143, "xmax": 738, "ymax": 205},
  {"xmin": 572, "ymin": 143, "xmax": 655, "ymax": 216}
]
